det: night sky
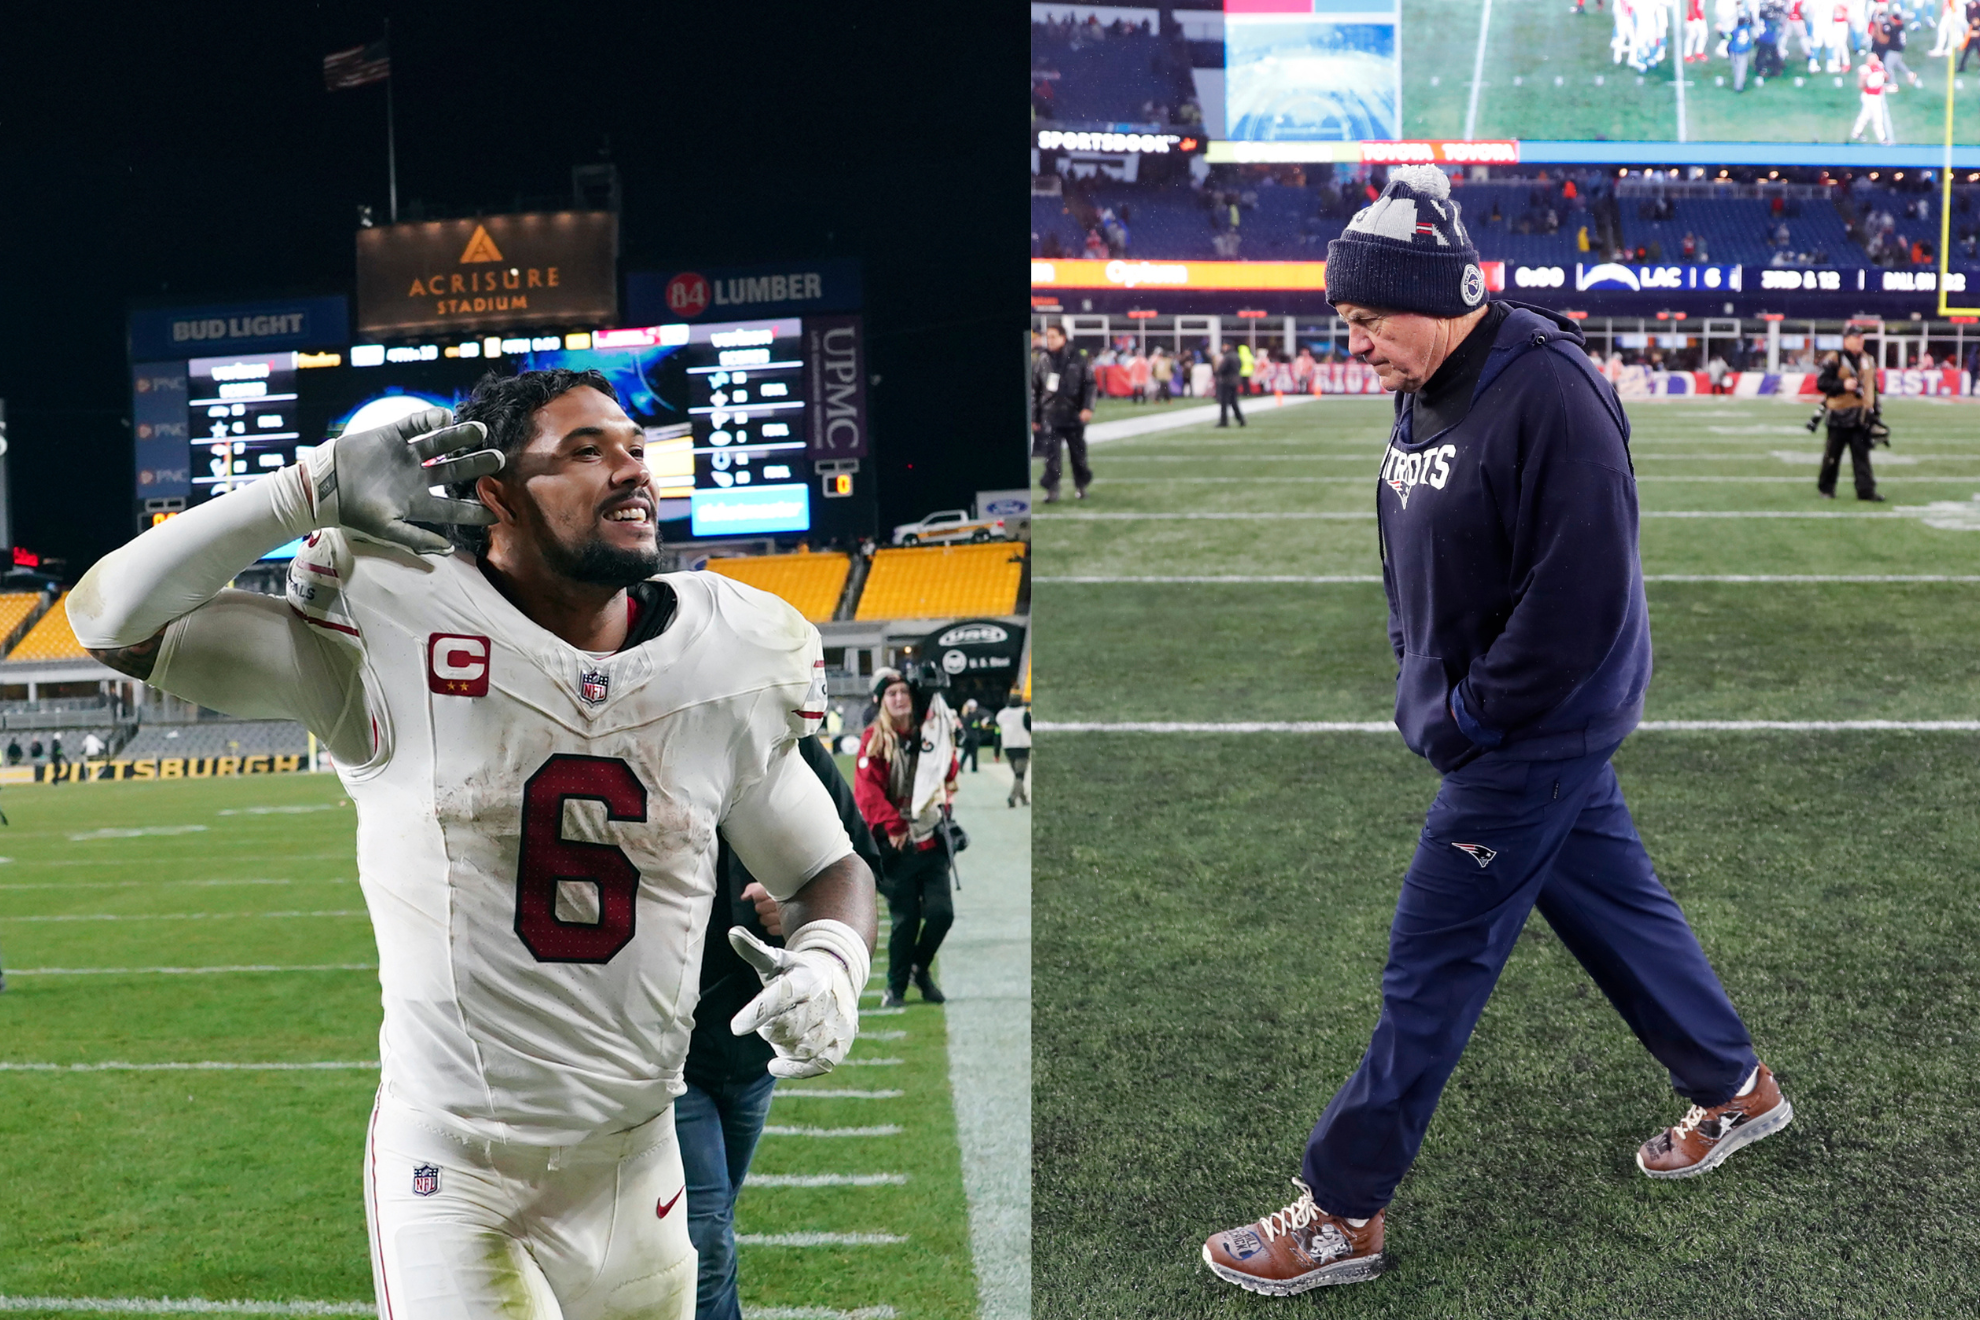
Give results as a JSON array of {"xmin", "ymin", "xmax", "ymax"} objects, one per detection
[{"xmin": 0, "ymin": 3, "xmax": 1020, "ymax": 576}]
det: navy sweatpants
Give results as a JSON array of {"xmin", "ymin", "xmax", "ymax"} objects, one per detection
[{"xmin": 1302, "ymin": 743, "xmax": 1756, "ymax": 1217}]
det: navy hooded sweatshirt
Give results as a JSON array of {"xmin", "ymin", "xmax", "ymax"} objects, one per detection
[{"xmin": 1377, "ymin": 300, "xmax": 1651, "ymax": 774}]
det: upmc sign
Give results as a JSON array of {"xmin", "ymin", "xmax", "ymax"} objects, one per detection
[
  {"xmin": 355, "ymin": 211, "xmax": 618, "ymax": 335},
  {"xmin": 805, "ymin": 315, "xmax": 868, "ymax": 459},
  {"xmin": 625, "ymin": 258, "xmax": 862, "ymax": 324}
]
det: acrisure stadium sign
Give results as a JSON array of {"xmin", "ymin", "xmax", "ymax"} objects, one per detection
[{"xmin": 356, "ymin": 211, "xmax": 618, "ymax": 335}]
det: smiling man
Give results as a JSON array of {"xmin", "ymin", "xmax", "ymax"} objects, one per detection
[
  {"xmin": 67, "ymin": 369, "xmax": 877, "ymax": 1320},
  {"xmin": 1200, "ymin": 167, "xmax": 1789, "ymax": 1296}
]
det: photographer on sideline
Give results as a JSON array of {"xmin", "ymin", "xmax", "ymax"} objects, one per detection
[{"xmin": 1816, "ymin": 329, "xmax": 1886, "ymax": 502}]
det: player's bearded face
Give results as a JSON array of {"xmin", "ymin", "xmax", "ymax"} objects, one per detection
[
  {"xmin": 1338, "ymin": 303, "xmax": 1461, "ymax": 394},
  {"xmin": 500, "ymin": 388, "xmax": 662, "ymax": 588}
]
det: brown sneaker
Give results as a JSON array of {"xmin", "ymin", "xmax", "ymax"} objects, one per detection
[
  {"xmin": 1201, "ymin": 1178, "xmax": 1385, "ymax": 1295},
  {"xmin": 1636, "ymin": 1062, "xmax": 1793, "ymax": 1179}
]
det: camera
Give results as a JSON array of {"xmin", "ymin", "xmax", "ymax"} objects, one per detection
[{"xmin": 1804, "ymin": 407, "xmax": 1825, "ymax": 433}]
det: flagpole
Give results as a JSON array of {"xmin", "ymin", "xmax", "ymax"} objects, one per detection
[{"xmin": 385, "ymin": 17, "xmax": 398, "ymax": 223}]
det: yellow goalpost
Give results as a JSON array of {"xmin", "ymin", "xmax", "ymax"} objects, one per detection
[{"xmin": 1938, "ymin": 42, "xmax": 1980, "ymax": 316}]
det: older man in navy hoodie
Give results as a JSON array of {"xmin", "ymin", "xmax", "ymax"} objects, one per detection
[{"xmin": 1202, "ymin": 166, "xmax": 1793, "ymax": 1297}]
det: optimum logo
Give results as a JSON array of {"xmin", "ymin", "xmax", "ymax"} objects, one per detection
[{"xmin": 1380, "ymin": 443, "xmax": 1456, "ymax": 510}]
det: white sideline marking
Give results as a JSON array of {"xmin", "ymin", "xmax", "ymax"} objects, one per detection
[
  {"xmin": 1464, "ymin": 0, "xmax": 1494, "ymax": 139},
  {"xmin": 1036, "ymin": 510, "xmax": 1913, "ymax": 522},
  {"xmin": 761, "ymin": 1125, "xmax": 903, "ymax": 1137},
  {"xmin": 1038, "ymin": 720, "xmax": 1980, "ymax": 734},
  {"xmin": 68, "ymin": 826, "xmax": 209, "ymax": 841},
  {"xmin": 863, "ymin": 1006, "xmax": 906, "ymax": 1016},
  {"xmin": 1084, "ymin": 395, "xmax": 1323, "ymax": 443},
  {"xmin": 0, "ymin": 1061, "xmax": 377, "ymax": 1073},
  {"xmin": 744, "ymin": 1309, "xmax": 898, "ymax": 1320},
  {"xmin": 772, "ymin": 1089, "xmax": 904, "ymax": 1099},
  {"xmin": 859, "ymin": 1029, "xmax": 907, "ymax": 1040},
  {"xmin": 0, "ymin": 879, "xmax": 351, "ymax": 892},
  {"xmin": 0, "ymin": 1300, "xmax": 371, "ymax": 1316},
  {"xmin": 746, "ymin": 1173, "xmax": 909, "ymax": 1187},
  {"xmin": 736, "ymin": 1233, "xmax": 907, "ymax": 1247},
  {"xmin": 3, "ymin": 964, "xmax": 375, "ymax": 976},
  {"xmin": 1036, "ymin": 575, "xmax": 1382, "ymax": 584},
  {"xmin": 0, "ymin": 910, "xmax": 366, "ymax": 924},
  {"xmin": 216, "ymin": 804, "xmax": 347, "ymax": 816},
  {"xmin": 836, "ymin": 1057, "xmax": 904, "ymax": 1066},
  {"xmin": 1035, "ymin": 574, "xmax": 1980, "ymax": 585}
]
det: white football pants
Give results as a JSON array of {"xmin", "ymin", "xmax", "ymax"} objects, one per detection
[
  {"xmin": 1852, "ymin": 93, "xmax": 1892, "ymax": 143},
  {"xmin": 365, "ymin": 1088, "xmax": 695, "ymax": 1320}
]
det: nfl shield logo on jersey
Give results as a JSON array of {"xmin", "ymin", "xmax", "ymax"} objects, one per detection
[
  {"xmin": 579, "ymin": 668, "xmax": 610, "ymax": 706},
  {"xmin": 411, "ymin": 1163, "xmax": 440, "ymax": 1197}
]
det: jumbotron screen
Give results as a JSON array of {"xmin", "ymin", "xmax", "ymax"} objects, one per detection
[
  {"xmin": 1212, "ymin": 0, "xmax": 1980, "ymax": 166},
  {"xmin": 181, "ymin": 316, "xmax": 855, "ymax": 556}
]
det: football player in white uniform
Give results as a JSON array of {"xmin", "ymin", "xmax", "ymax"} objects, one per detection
[{"xmin": 68, "ymin": 369, "xmax": 877, "ymax": 1320}]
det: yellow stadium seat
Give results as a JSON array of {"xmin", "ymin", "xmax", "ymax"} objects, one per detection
[
  {"xmin": 0, "ymin": 593, "xmax": 44, "ymax": 655},
  {"xmin": 855, "ymin": 543, "xmax": 1026, "ymax": 621},
  {"xmin": 8, "ymin": 592, "xmax": 88, "ymax": 661},
  {"xmin": 704, "ymin": 551, "xmax": 851, "ymax": 623}
]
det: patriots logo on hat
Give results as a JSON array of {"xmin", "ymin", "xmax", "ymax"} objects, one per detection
[
  {"xmin": 1452, "ymin": 842, "xmax": 1498, "ymax": 868},
  {"xmin": 579, "ymin": 668, "xmax": 610, "ymax": 706}
]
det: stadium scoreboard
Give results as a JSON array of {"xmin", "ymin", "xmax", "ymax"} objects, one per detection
[{"xmin": 152, "ymin": 313, "xmax": 871, "ymax": 553}]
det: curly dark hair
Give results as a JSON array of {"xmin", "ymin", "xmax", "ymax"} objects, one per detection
[{"xmin": 442, "ymin": 368, "xmax": 619, "ymax": 554}]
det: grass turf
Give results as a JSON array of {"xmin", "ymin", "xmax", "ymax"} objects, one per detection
[
  {"xmin": 1031, "ymin": 393, "xmax": 1980, "ymax": 1316},
  {"xmin": 0, "ymin": 773, "xmax": 975, "ymax": 1320}
]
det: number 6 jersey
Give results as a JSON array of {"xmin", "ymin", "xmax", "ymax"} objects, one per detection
[{"xmin": 148, "ymin": 529, "xmax": 851, "ymax": 1146}]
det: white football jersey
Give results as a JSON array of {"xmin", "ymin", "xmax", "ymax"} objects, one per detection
[{"xmin": 151, "ymin": 530, "xmax": 850, "ymax": 1145}]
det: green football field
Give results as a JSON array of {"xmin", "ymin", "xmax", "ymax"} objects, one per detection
[
  {"xmin": 1031, "ymin": 395, "xmax": 1980, "ymax": 1317},
  {"xmin": 0, "ymin": 771, "xmax": 975, "ymax": 1320},
  {"xmin": 1400, "ymin": 0, "xmax": 1980, "ymax": 146}
]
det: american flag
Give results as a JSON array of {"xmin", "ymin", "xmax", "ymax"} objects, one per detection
[{"xmin": 323, "ymin": 39, "xmax": 390, "ymax": 92}]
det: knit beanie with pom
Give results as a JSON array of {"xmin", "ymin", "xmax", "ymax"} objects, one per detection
[{"xmin": 1325, "ymin": 165, "xmax": 1488, "ymax": 318}]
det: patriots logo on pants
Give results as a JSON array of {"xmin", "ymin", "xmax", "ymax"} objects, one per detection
[{"xmin": 1451, "ymin": 842, "xmax": 1498, "ymax": 868}]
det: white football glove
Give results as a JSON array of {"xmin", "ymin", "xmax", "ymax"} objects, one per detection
[
  {"xmin": 729, "ymin": 921, "xmax": 869, "ymax": 1079},
  {"xmin": 303, "ymin": 407, "xmax": 504, "ymax": 555}
]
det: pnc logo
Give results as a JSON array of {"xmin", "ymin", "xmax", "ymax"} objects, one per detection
[{"xmin": 427, "ymin": 633, "xmax": 491, "ymax": 697}]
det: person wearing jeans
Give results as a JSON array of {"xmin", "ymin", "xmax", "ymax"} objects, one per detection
[{"xmin": 677, "ymin": 735, "xmax": 883, "ymax": 1320}]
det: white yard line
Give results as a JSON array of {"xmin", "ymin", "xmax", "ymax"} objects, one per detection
[
  {"xmin": 771, "ymin": 1089, "xmax": 904, "ymax": 1099},
  {"xmin": 835, "ymin": 1058, "xmax": 903, "ymax": 1066},
  {"xmin": 1035, "ymin": 574, "xmax": 1980, "ymax": 585},
  {"xmin": 0, "ymin": 1301, "xmax": 897, "ymax": 1320},
  {"xmin": 863, "ymin": 1006, "xmax": 906, "ymax": 1016},
  {"xmin": 0, "ymin": 1061, "xmax": 377, "ymax": 1072},
  {"xmin": 67, "ymin": 826, "xmax": 209, "ymax": 841},
  {"xmin": 0, "ymin": 879, "xmax": 349, "ymax": 892},
  {"xmin": 760, "ymin": 1125, "xmax": 904, "ymax": 1138},
  {"xmin": 0, "ymin": 1300, "xmax": 372, "ymax": 1317},
  {"xmin": 736, "ymin": 1233, "xmax": 907, "ymax": 1247},
  {"xmin": 859, "ymin": 1029, "xmax": 907, "ymax": 1041},
  {"xmin": 745, "ymin": 1173, "xmax": 909, "ymax": 1187},
  {"xmin": 1464, "ymin": 0, "xmax": 1494, "ymax": 139},
  {"xmin": 2, "ymin": 964, "xmax": 375, "ymax": 976},
  {"xmin": 1039, "ymin": 720, "xmax": 1980, "ymax": 734},
  {"xmin": 0, "ymin": 910, "xmax": 367, "ymax": 924}
]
